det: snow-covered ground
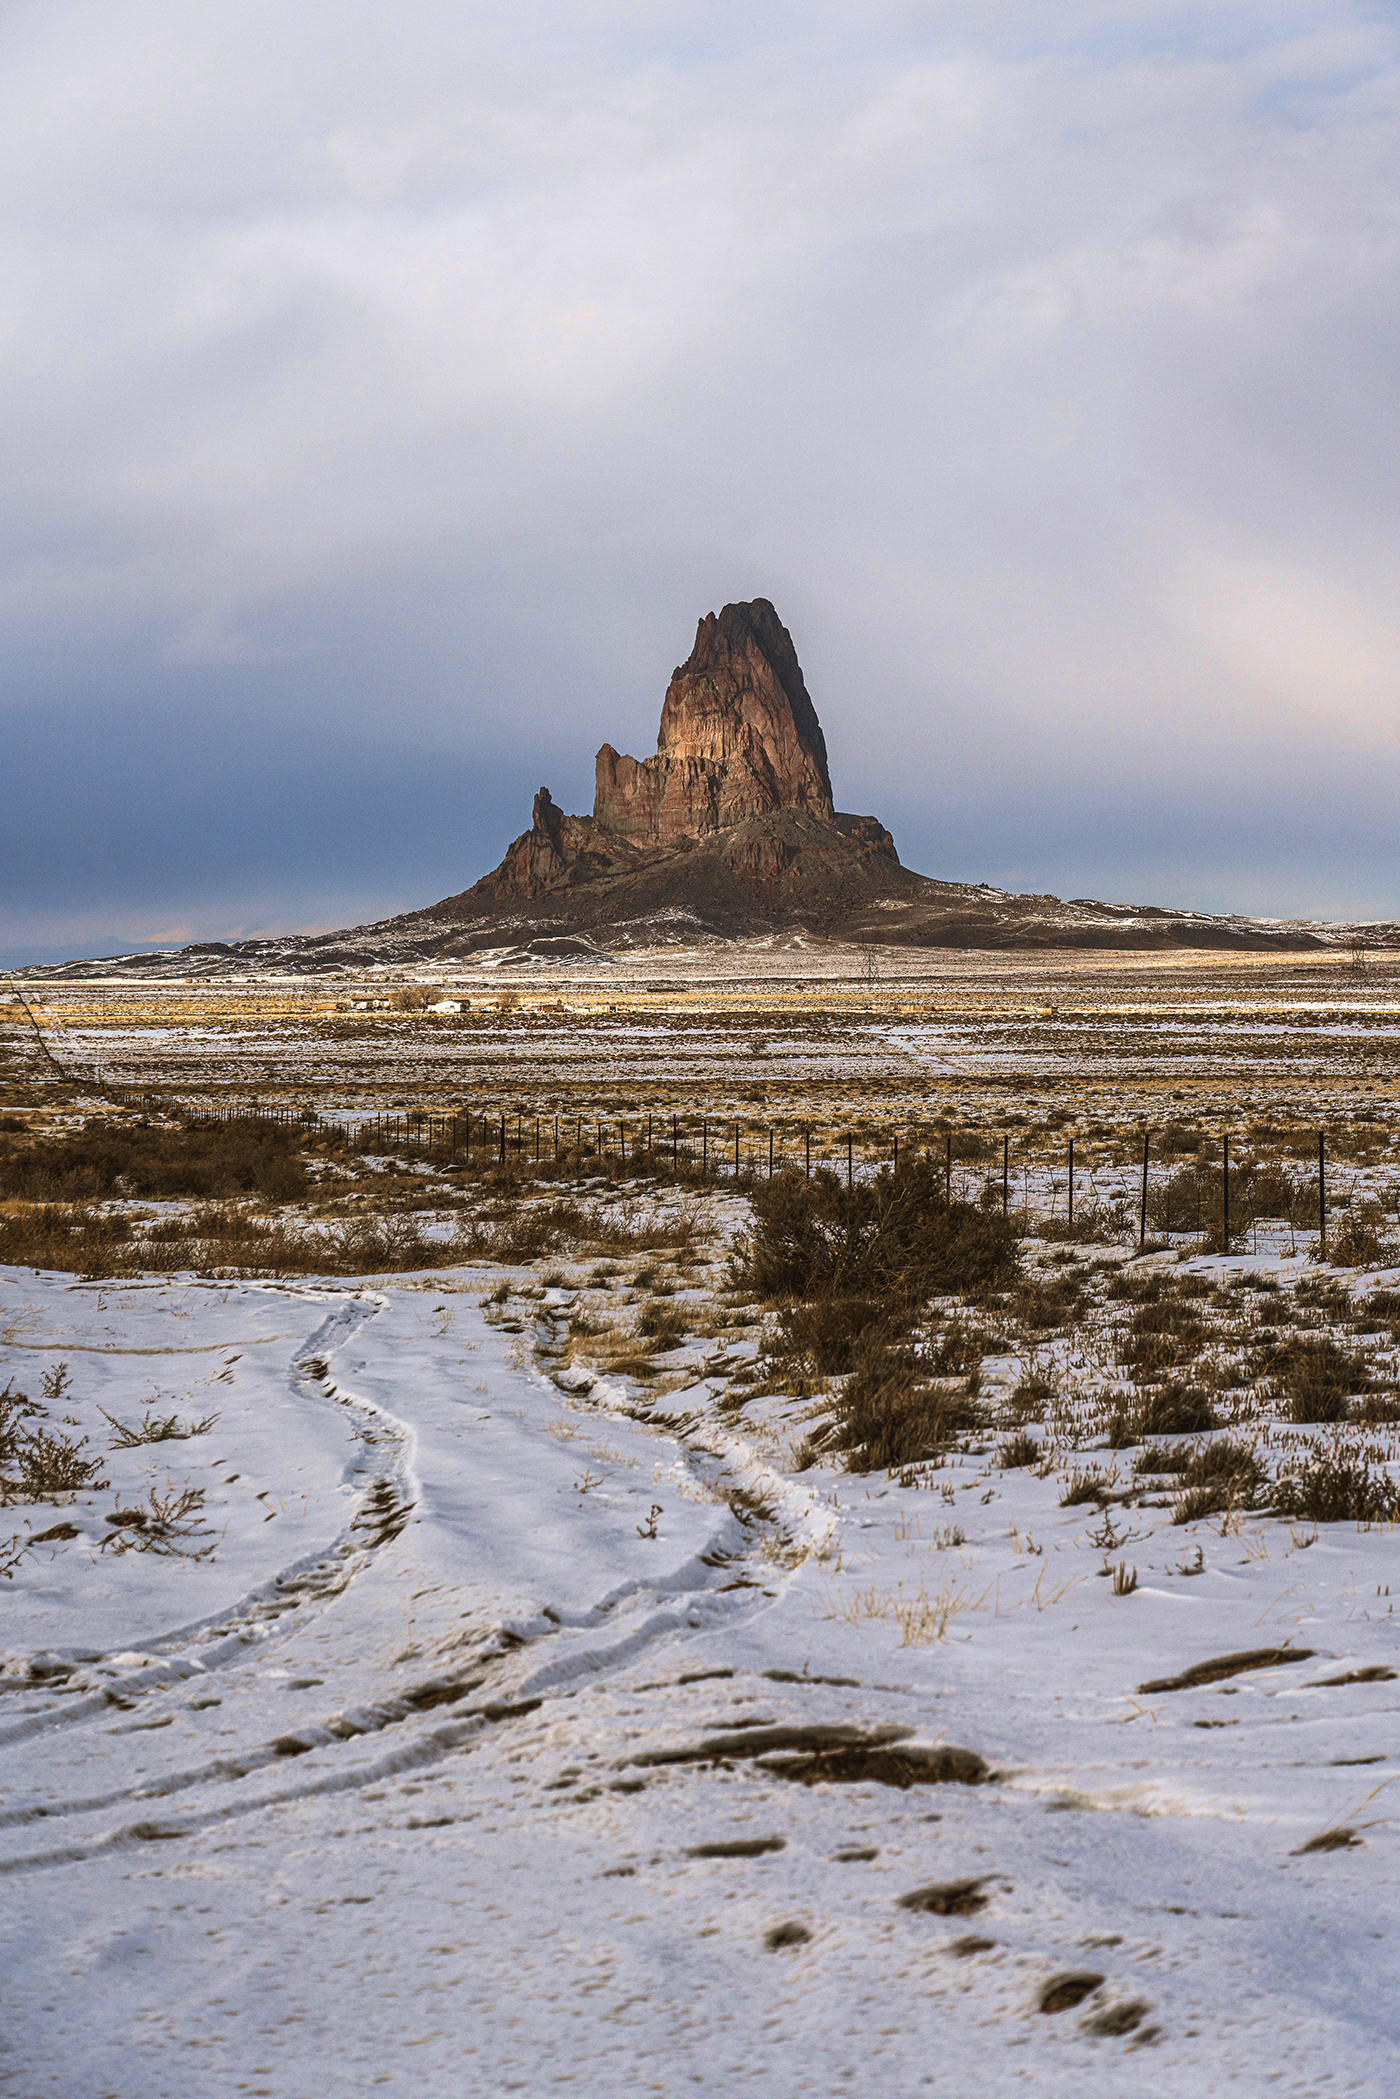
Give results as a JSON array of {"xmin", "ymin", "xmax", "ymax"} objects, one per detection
[{"xmin": 2, "ymin": 1259, "xmax": 1397, "ymax": 2096}]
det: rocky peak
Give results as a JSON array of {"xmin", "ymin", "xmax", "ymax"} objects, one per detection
[{"xmin": 593, "ymin": 598, "xmax": 835, "ymax": 843}]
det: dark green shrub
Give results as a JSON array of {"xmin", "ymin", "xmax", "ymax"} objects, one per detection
[
  {"xmin": 743, "ymin": 1161, "xmax": 1017, "ymax": 1303},
  {"xmin": 773, "ymin": 1295, "xmax": 890, "ymax": 1374}
]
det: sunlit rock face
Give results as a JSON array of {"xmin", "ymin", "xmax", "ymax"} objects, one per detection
[
  {"xmin": 464, "ymin": 595, "xmax": 900, "ymax": 921},
  {"xmin": 592, "ymin": 599, "xmax": 836, "ymax": 844}
]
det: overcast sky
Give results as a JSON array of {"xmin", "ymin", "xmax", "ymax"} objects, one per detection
[{"xmin": 3, "ymin": 1, "xmax": 1398, "ymax": 963}]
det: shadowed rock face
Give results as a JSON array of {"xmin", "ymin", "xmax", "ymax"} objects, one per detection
[{"xmin": 593, "ymin": 599, "xmax": 835, "ymax": 843}]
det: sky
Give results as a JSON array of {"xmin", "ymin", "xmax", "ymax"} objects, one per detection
[{"xmin": 2, "ymin": 0, "xmax": 1399, "ymax": 964}]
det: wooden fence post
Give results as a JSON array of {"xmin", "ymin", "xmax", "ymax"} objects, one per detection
[
  {"xmin": 1139, "ymin": 1131, "xmax": 1149, "ymax": 1249},
  {"xmin": 1003, "ymin": 1134, "xmax": 1009, "ymax": 1217},
  {"xmin": 945, "ymin": 1131, "xmax": 952, "ymax": 1204}
]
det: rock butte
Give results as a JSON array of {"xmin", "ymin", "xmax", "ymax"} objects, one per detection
[
  {"xmin": 414, "ymin": 596, "xmax": 1317, "ymax": 955},
  {"xmin": 466, "ymin": 598, "xmax": 902, "ymax": 914},
  {"xmin": 21, "ymin": 597, "xmax": 1353, "ymax": 976}
]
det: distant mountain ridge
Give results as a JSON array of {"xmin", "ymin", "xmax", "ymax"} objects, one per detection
[{"xmin": 18, "ymin": 596, "xmax": 1379, "ymax": 977}]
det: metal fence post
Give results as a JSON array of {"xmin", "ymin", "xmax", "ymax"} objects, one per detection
[
  {"xmin": 1222, "ymin": 1133, "xmax": 1230, "ymax": 1251},
  {"xmin": 1318, "ymin": 1130, "xmax": 1327, "ymax": 1258},
  {"xmin": 1068, "ymin": 1135, "xmax": 1074, "ymax": 1231}
]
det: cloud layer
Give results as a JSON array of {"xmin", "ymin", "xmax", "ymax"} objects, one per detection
[{"xmin": 3, "ymin": 2, "xmax": 1399, "ymax": 960}]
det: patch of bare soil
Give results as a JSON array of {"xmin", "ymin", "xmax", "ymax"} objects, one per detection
[
  {"xmin": 768, "ymin": 1743, "xmax": 989, "ymax": 1788},
  {"xmin": 897, "ymin": 1878, "xmax": 990, "ymax": 1917},
  {"xmin": 1138, "ymin": 1646, "xmax": 1314, "ymax": 1694}
]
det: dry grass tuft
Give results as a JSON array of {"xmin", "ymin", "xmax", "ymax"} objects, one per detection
[
  {"xmin": 100, "ymin": 1480, "xmax": 217, "ymax": 1558},
  {"xmin": 1273, "ymin": 1452, "xmax": 1400, "ymax": 1525},
  {"xmin": 0, "ymin": 1379, "xmax": 107, "ymax": 1504},
  {"xmin": 998, "ymin": 1430, "xmax": 1041, "ymax": 1469},
  {"xmin": 0, "ymin": 1116, "xmax": 312, "ymax": 1202},
  {"xmin": 808, "ymin": 1332, "xmax": 983, "ymax": 1473},
  {"xmin": 1267, "ymin": 1337, "xmax": 1374, "ymax": 1425},
  {"xmin": 99, "ymin": 1404, "xmax": 220, "ymax": 1447},
  {"xmin": 1169, "ymin": 1439, "xmax": 1266, "ymax": 1524}
]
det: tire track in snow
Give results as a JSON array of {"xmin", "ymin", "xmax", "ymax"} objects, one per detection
[
  {"xmin": 0, "ymin": 1274, "xmax": 831, "ymax": 1868},
  {"xmin": 0, "ymin": 1285, "xmax": 412, "ymax": 1745}
]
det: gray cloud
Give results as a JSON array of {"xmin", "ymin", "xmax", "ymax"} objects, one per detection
[{"xmin": 3, "ymin": 1, "xmax": 1399, "ymax": 962}]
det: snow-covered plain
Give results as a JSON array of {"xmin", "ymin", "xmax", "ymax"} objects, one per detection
[{"xmin": 2, "ymin": 1257, "xmax": 1398, "ymax": 2097}]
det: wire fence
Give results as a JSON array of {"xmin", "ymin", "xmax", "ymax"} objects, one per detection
[{"xmin": 176, "ymin": 1100, "xmax": 1355, "ymax": 1257}]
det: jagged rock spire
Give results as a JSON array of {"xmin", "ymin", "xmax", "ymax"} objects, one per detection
[{"xmin": 593, "ymin": 599, "xmax": 834, "ymax": 843}]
